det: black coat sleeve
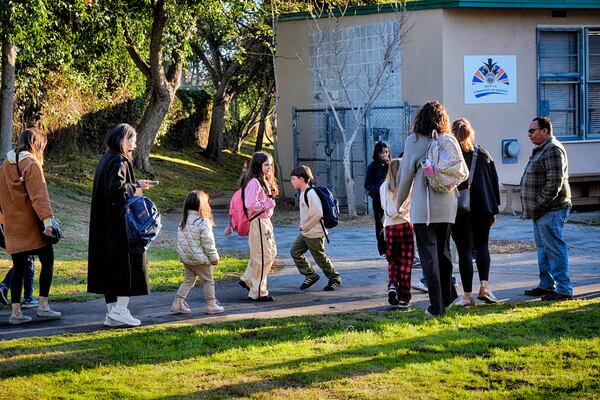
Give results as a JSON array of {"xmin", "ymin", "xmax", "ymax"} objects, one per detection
[{"xmin": 106, "ymin": 157, "xmax": 136, "ymax": 214}]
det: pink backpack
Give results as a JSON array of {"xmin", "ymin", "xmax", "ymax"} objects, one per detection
[
  {"xmin": 225, "ymin": 188, "xmax": 264, "ymax": 236},
  {"xmin": 424, "ymin": 130, "xmax": 469, "ymax": 193}
]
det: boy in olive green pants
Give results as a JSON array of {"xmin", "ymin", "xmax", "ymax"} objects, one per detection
[{"xmin": 290, "ymin": 166, "xmax": 342, "ymax": 291}]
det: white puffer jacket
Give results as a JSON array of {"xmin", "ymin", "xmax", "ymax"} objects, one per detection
[{"xmin": 177, "ymin": 211, "xmax": 219, "ymax": 266}]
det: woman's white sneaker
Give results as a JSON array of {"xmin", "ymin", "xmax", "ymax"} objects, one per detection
[
  {"xmin": 106, "ymin": 306, "xmax": 141, "ymax": 326},
  {"xmin": 37, "ymin": 307, "xmax": 62, "ymax": 319},
  {"xmin": 9, "ymin": 314, "xmax": 32, "ymax": 324},
  {"xmin": 104, "ymin": 315, "xmax": 125, "ymax": 327}
]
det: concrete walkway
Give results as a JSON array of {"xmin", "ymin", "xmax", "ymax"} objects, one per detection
[{"xmin": 1, "ymin": 211, "xmax": 599, "ymax": 341}]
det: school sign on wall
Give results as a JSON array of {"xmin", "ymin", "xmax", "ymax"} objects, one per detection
[{"xmin": 464, "ymin": 55, "xmax": 517, "ymax": 104}]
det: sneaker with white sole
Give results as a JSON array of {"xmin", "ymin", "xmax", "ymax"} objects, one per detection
[
  {"xmin": 0, "ymin": 283, "xmax": 8, "ymax": 305},
  {"xmin": 477, "ymin": 287, "xmax": 499, "ymax": 304},
  {"xmin": 449, "ymin": 296, "xmax": 476, "ymax": 309},
  {"xmin": 387, "ymin": 286, "xmax": 399, "ymax": 306},
  {"xmin": 21, "ymin": 297, "xmax": 40, "ymax": 309},
  {"xmin": 106, "ymin": 306, "xmax": 141, "ymax": 326},
  {"xmin": 9, "ymin": 314, "xmax": 32, "ymax": 324},
  {"xmin": 411, "ymin": 278, "xmax": 428, "ymax": 293},
  {"xmin": 398, "ymin": 301, "xmax": 410, "ymax": 309},
  {"xmin": 104, "ymin": 315, "xmax": 125, "ymax": 327},
  {"xmin": 37, "ymin": 307, "xmax": 62, "ymax": 319}
]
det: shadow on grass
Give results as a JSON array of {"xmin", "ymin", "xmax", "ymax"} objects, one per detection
[{"xmin": 1, "ymin": 301, "xmax": 599, "ymax": 393}]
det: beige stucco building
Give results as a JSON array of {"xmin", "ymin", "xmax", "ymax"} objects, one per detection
[{"xmin": 275, "ymin": 0, "xmax": 600, "ymax": 212}]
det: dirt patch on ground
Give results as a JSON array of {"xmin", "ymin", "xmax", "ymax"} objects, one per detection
[{"xmin": 489, "ymin": 239, "xmax": 536, "ymax": 254}]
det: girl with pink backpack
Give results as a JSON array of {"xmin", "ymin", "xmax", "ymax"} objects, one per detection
[{"xmin": 237, "ymin": 152, "xmax": 279, "ymax": 302}]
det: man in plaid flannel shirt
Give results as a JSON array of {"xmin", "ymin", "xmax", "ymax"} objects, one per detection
[{"xmin": 520, "ymin": 116, "xmax": 573, "ymax": 301}]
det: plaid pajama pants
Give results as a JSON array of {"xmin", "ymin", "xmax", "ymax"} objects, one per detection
[{"xmin": 385, "ymin": 222, "xmax": 414, "ymax": 302}]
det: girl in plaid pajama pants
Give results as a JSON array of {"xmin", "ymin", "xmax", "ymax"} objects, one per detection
[{"xmin": 380, "ymin": 158, "xmax": 414, "ymax": 308}]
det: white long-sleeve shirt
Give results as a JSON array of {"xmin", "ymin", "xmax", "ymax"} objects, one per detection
[
  {"xmin": 299, "ymin": 188, "xmax": 326, "ymax": 239},
  {"xmin": 380, "ymin": 180, "xmax": 411, "ymax": 227}
]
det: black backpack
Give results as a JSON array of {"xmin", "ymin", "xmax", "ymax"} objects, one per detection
[{"xmin": 304, "ymin": 185, "xmax": 339, "ymax": 242}]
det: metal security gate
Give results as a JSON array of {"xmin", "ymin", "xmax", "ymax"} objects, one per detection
[{"xmin": 292, "ymin": 103, "xmax": 418, "ymax": 213}]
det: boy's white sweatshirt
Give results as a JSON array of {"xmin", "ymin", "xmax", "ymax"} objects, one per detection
[
  {"xmin": 380, "ymin": 180, "xmax": 411, "ymax": 227},
  {"xmin": 299, "ymin": 187, "xmax": 326, "ymax": 239}
]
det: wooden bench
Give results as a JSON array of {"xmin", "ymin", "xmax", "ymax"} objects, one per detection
[
  {"xmin": 501, "ymin": 173, "xmax": 600, "ymax": 214},
  {"xmin": 569, "ymin": 173, "xmax": 600, "ymax": 208}
]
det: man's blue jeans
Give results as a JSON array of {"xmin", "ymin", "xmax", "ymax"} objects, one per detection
[{"xmin": 532, "ymin": 207, "xmax": 573, "ymax": 296}]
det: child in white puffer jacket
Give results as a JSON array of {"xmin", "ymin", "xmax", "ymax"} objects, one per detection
[{"xmin": 171, "ymin": 190, "xmax": 224, "ymax": 315}]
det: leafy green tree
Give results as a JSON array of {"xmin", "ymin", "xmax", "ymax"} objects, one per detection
[
  {"xmin": 192, "ymin": 0, "xmax": 272, "ymax": 159},
  {"xmin": 0, "ymin": 0, "xmax": 49, "ymax": 162}
]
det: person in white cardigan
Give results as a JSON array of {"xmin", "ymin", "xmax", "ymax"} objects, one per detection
[
  {"xmin": 172, "ymin": 190, "xmax": 224, "ymax": 315},
  {"xmin": 395, "ymin": 101, "xmax": 464, "ymax": 317},
  {"xmin": 380, "ymin": 157, "xmax": 414, "ymax": 309}
]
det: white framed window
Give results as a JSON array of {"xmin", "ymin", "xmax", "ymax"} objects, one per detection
[{"xmin": 537, "ymin": 28, "xmax": 600, "ymax": 140}]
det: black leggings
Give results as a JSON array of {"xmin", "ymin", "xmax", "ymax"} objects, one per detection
[
  {"xmin": 372, "ymin": 196, "xmax": 386, "ymax": 256},
  {"xmin": 10, "ymin": 245, "xmax": 54, "ymax": 304},
  {"xmin": 451, "ymin": 212, "xmax": 494, "ymax": 293}
]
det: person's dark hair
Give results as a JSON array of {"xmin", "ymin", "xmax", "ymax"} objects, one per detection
[
  {"xmin": 290, "ymin": 165, "xmax": 314, "ymax": 185},
  {"xmin": 180, "ymin": 190, "xmax": 200, "ymax": 228},
  {"xmin": 372, "ymin": 141, "xmax": 389, "ymax": 162},
  {"xmin": 106, "ymin": 123, "xmax": 137, "ymax": 159},
  {"xmin": 412, "ymin": 100, "xmax": 451, "ymax": 138},
  {"xmin": 241, "ymin": 151, "xmax": 279, "ymax": 197},
  {"xmin": 15, "ymin": 128, "xmax": 48, "ymax": 165},
  {"xmin": 533, "ymin": 116, "xmax": 553, "ymax": 136}
]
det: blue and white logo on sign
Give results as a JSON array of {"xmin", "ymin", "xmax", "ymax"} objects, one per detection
[{"xmin": 464, "ymin": 55, "xmax": 517, "ymax": 104}]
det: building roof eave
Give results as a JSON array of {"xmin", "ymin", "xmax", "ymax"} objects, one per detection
[{"xmin": 278, "ymin": 0, "xmax": 600, "ymax": 22}]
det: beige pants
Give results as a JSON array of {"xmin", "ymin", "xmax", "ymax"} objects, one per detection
[
  {"xmin": 241, "ymin": 218, "xmax": 277, "ymax": 299},
  {"xmin": 175, "ymin": 263, "xmax": 216, "ymax": 301}
]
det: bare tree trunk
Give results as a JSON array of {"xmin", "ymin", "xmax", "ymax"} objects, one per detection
[
  {"xmin": 342, "ymin": 141, "xmax": 357, "ymax": 217},
  {"xmin": 204, "ymin": 89, "xmax": 232, "ymax": 159},
  {"xmin": 0, "ymin": 38, "xmax": 16, "ymax": 163},
  {"xmin": 134, "ymin": 89, "xmax": 174, "ymax": 173},
  {"xmin": 254, "ymin": 92, "xmax": 271, "ymax": 152}
]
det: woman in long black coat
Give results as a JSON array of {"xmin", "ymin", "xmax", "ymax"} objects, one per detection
[
  {"xmin": 88, "ymin": 123, "xmax": 154, "ymax": 327},
  {"xmin": 364, "ymin": 141, "xmax": 390, "ymax": 256}
]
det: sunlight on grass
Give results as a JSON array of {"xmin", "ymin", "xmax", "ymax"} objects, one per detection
[
  {"xmin": 150, "ymin": 153, "xmax": 215, "ymax": 172},
  {"xmin": 1, "ymin": 301, "xmax": 599, "ymax": 399},
  {"xmin": 0, "ymin": 246, "xmax": 247, "ymax": 302}
]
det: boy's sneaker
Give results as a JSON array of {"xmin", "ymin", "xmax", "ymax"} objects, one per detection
[
  {"xmin": 323, "ymin": 280, "xmax": 341, "ymax": 291},
  {"xmin": 37, "ymin": 307, "xmax": 62, "ymax": 319},
  {"xmin": 387, "ymin": 286, "xmax": 399, "ymax": 306},
  {"xmin": 398, "ymin": 301, "xmax": 410, "ymax": 309},
  {"xmin": 300, "ymin": 275, "xmax": 320, "ymax": 290},
  {"xmin": 9, "ymin": 314, "xmax": 32, "ymax": 325},
  {"xmin": 21, "ymin": 297, "xmax": 40, "ymax": 309},
  {"xmin": 411, "ymin": 278, "xmax": 428, "ymax": 293},
  {"xmin": 0, "ymin": 283, "xmax": 8, "ymax": 305}
]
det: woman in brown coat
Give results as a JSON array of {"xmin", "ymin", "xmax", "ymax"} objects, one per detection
[
  {"xmin": 0, "ymin": 128, "xmax": 61, "ymax": 324},
  {"xmin": 87, "ymin": 123, "xmax": 154, "ymax": 327}
]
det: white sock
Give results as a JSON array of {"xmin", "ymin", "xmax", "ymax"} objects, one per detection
[
  {"xmin": 116, "ymin": 296, "xmax": 130, "ymax": 309},
  {"xmin": 107, "ymin": 302, "xmax": 116, "ymax": 313}
]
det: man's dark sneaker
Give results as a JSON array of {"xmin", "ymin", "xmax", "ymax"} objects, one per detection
[
  {"xmin": 387, "ymin": 287, "xmax": 399, "ymax": 306},
  {"xmin": 238, "ymin": 280, "xmax": 250, "ymax": 291},
  {"xmin": 0, "ymin": 283, "xmax": 8, "ymax": 305},
  {"xmin": 324, "ymin": 280, "xmax": 341, "ymax": 291},
  {"xmin": 541, "ymin": 292, "xmax": 573, "ymax": 301},
  {"xmin": 249, "ymin": 295, "xmax": 274, "ymax": 302},
  {"xmin": 300, "ymin": 275, "xmax": 320, "ymax": 290},
  {"xmin": 524, "ymin": 287, "xmax": 554, "ymax": 296}
]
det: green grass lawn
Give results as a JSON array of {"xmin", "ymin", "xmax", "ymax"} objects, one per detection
[{"xmin": 1, "ymin": 300, "xmax": 598, "ymax": 399}]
